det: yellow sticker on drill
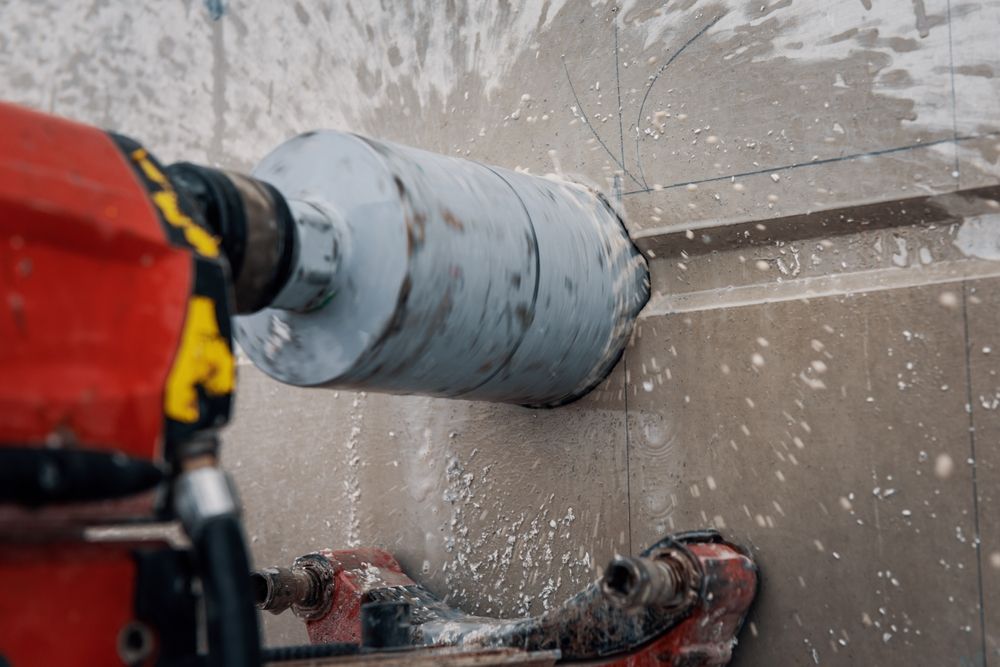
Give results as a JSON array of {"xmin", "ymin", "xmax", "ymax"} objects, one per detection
[
  {"xmin": 130, "ymin": 148, "xmax": 220, "ymax": 258},
  {"xmin": 164, "ymin": 296, "xmax": 235, "ymax": 423}
]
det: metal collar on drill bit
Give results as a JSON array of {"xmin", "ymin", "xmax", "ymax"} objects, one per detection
[
  {"xmin": 268, "ymin": 200, "xmax": 340, "ymax": 313},
  {"xmin": 244, "ymin": 178, "xmax": 297, "ymax": 313}
]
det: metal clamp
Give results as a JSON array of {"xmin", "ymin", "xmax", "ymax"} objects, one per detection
[
  {"xmin": 270, "ymin": 200, "xmax": 342, "ymax": 313},
  {"xmin": 173, "ymin": 466, "xmax": 239, "ymax": 537}
]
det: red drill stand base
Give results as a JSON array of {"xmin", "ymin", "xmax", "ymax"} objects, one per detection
[{"xmin": 254, "ymin": 530, "xmax": 758, "ymax": 666}]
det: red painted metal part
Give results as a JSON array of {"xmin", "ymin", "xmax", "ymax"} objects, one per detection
[
  {"xmin": 0, "ymin": 102, "xmax": 195, "ymax": 663},
  {"xmin": 0, "ymin": 101, "xmax": 189, "ymax": 463},
  {"xmin": 0, "ymin": 542, "xmax": 139, "ymax": 667},
  {"xmin": 298, "ymin": 541, "xmax": 755, "ymax": 665},
  {"xmin": 305, "ymin": 548, "xmax": 412, "ymax": 645},
  {"xmin": 605, "ymin": 542, "xmax": 758, "ymax": 667}
]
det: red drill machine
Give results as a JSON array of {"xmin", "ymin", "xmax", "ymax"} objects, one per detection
[{"xmin": 0, "ymin": 101, "xmax": 757, "ymax": 666}]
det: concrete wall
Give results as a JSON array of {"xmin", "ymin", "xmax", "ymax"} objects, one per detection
[{"xmin": 3, "ymin": 1, "xmax": 999, "ymax": 664}]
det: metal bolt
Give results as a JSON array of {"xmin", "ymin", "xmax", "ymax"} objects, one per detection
[{"xmin": 116, "ymin": 621, "xmax": 153, "ymax": 665}]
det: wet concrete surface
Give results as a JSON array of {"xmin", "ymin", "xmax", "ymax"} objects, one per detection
[
  {"xmin": 627, "ymin": 281, "xmax": 987, "ymax": 664},
  {"xmin": 3, "ymin": 0, "xmax": 999, "ymax": 663},
  {"xmin": 966, "ymin": 278, "xmax": 1000, "ymax": 662}
]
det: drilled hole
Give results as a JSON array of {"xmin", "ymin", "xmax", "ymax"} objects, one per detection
[{"xmin": 604, "ymin": 561, "xmax": 637, "ymax": 596}]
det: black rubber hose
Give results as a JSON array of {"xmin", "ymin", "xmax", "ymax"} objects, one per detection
[
  {"xmin": 194, "ymin": 515, "xmax": 262, "ymax": 667},
  {"xmin": 261, "ymin": 643, "xmax": 359, "ymax": 662},
  {"xmin": 0, "ymin": 447, "xmax": 162, "ymax": 506}
]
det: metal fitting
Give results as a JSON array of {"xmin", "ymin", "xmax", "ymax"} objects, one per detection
[
  {"xmin": 173, "ymin": 466, "xmax": 238, "ymax": 537},
  {"xmin": 601, "ymin": 546, "xmax": 702, "ymax": 611},
  {"xmin": 251, "ymin": 553, "xmax": 334, "ymax": 620},
  {"xmin": 269, "ymin": 200, "xmax": 341, "ymax": 312},
  {"xmin": 251, "ymin": 567, "xmax": 314, "ymax": 615}
]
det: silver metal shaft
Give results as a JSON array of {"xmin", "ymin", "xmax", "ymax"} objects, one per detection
[
  {"xmin": 251, "ymin": 554, "xmax": 334, "ymax": 620},
  {"xmin": 251, "ymin": 567, "xmax": 316, "ymax": 615},
  {"xmin": 602, "ymin": 549, "xmax": 699, "ymax": 610}
]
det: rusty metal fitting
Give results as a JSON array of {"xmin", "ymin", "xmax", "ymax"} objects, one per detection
[
  {"xmin": 601, "ymin": 546, "xmax": 702, "ymax": 611},
  {"xmin": 251, "ymin": 553, "xmax": 334, "ymax": 620},
  {"xmin": 251, "ymin": 567, "xmax": 313, "ymax": 615}
]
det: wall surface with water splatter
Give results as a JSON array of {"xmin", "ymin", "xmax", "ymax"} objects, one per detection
[{"xmin": 2, "ymin": 1, "xmax": 999, "ymax": 664}]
